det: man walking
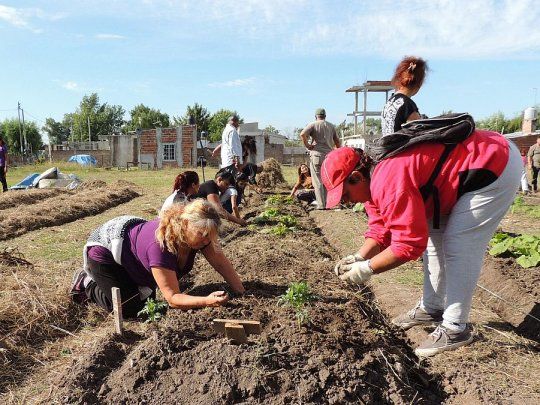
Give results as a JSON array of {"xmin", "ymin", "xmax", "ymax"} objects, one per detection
[
  {"xmin": 528, "ymin": 135, "xmax": 540, "ymax": 192},
  {"xmin": 300, "ymin": 108, "xmax": 340, "ymax": 209},
  {"xmin": 220, "ymin": 115, "xmax": 243, "ymax": 173}
]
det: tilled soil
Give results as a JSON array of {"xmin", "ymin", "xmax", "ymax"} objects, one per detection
[
  {"xmin": 56, "ymin": 194, "xmax": 445, "ymax": 404},
  {"xmin": 0, "ymin": 180, "xmax": 141, "ymax": 241},
  {"xmin": 310, "ymin": 208, "xmax": 540, "ymax": 403}
]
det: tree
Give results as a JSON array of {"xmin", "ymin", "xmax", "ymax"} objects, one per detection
[
  {"xmin": 42, "ymin": 118, "xmax": 69, "ymax": 144},
  {"xmin": 64, "ymin": 93, "xmax": 125, "ymax": 141},
  {"xmin": 172, "ymin": 103, "xmax": 210, "ymax": 134},
  {"xmin": 477, "ymin": 111, "xmax": 507, "ymax": 133},
  {"xmin": 208, "ymin": 109, "xmax": 243, "ymax": 142},
  {"xmin": 126, "ymin": 104, "xmax": 170, "ymax": 131},
  {"xmin": 263, "ymin": 125, "xmax": 279, "ymax": 134},
  {"xmin": 1, "ymin": 118, "xmax": 42, "ymax": 154}
]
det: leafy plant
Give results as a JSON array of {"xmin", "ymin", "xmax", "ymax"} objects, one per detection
[
  {"xmin": 352, "ymin": 203, "xmax": 365, "ymax": 213},
  {"xmin": 265, "ymin": 194, "xmax": 294, "ymax": 206},
  {"xmin": 270, "ymin": 223, "xmax": 293, "ymax": 236},
  {"xmin": 137, "ymin": 298, "xmax": 168, "ymax": 322},
  {"xmin": 277, "ymin": 214, "xmax": 298, "ymax": 227},
  {"xmin": 253, "ymin": 208, "xmax": 281, "ymax": 224},
  {"xmin": 278, "ymin": 281, "xmax": 316, "ymax": 326},
  {"xmin": 489, "ymin": 232, "xmax": 540, "ymax": 268}
]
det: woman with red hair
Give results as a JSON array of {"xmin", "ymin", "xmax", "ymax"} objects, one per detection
[{"xmin": 381, "ymin": 56, "xmax": 428, "ymax": 136}]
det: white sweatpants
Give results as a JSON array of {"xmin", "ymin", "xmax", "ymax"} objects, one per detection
[
  {"xmin": 421, "ymin": 141, "xmax": 522, "ymax": 324},
  {"xmin": 520, "ymin": 170, "xmax": 529, "ymax": 192}
]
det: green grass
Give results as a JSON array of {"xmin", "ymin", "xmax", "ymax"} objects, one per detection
[
  {"xmin": 393, "ymin": 265, "xmax": 424, "ymax": 287},
  {"xmin": 8, "ymin": 162, "xmax": 297, "ymax": 189},
  {"xmin": 510, "ymin": 196, "xmax": 540, "ymax": 218}
]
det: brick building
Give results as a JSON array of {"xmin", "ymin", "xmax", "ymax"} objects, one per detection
[{"xmin": 138, "ymin": 126, "xmax": 197, "ymax": 169}]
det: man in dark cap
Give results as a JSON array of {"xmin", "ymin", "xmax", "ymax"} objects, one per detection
[{"xmin": 300, "ymin": 108, "xmax": 340, "ymax": 209}]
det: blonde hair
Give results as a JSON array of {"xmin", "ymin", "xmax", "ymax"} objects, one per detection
[{"xmin": 156, "ymin": 199, "xmax": 221, "ymax": 254}]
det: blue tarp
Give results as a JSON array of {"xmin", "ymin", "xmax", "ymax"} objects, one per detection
[
  {"xmin": 68, "ymin": 154, "xmax": 97, "ymax": 166},
  {"xmin": 9, "ymin": 173, "xmax": 40, "ymax": 190}
]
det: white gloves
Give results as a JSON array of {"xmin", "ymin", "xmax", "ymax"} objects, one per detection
[
  {"xmin": 334, "ymin": 254, "xmax": 364, "ymax": 276},
  {"xmin": 339, "ymin": 260, "xmax": 373, "ymax": 285}
]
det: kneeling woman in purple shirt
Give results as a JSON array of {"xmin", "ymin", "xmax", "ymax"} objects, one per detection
[{"xmin": 70, "ymin": 199, "xmax": 245, "ymax": 317}]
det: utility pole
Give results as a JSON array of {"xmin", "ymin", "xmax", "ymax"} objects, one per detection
[
  {"xmin": 17, "ymin": 102, "xmax": 23, "ymax": 154},
  {"xmin": 21, "ymin": 107, "xmax": 27, "ymax": 155},
  {"xmin": 87, "ymin": 116, "xmax": 91, "ymax": 143}
]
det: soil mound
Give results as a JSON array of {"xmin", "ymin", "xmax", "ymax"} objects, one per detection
[
  {"xmin": 55, "ymin": 195, "xmax": 444, "ymax": 404},
  {"xmin": 0, "ymin": 188, "xmax": 70, "ymax": 210},
  {"xmin": 0, "ymin": 181, "xmax": 141, "ymax": 241},
  {"xmin": 77, "ymin": 179, "xmax": 107, "ymax": 190},
  {"xmin": 257, "ymin": 158, "xmax": 286, "ymax": 189}
]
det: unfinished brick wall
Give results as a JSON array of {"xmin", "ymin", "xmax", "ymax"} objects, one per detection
[
  {"xmin": 139, "ymin": 126, "xmax": 196, "ymax": 168},
  {"xmin": 264, "ymin": 143, "xmax": 284, "ymax": 163},
  {"xmin": 510, "ymin": 134, "xmax": 539, "ymax": 153}
]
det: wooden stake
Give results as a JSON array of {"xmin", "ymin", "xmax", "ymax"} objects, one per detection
[
  {"xmin": 224, "ymin": 322, "xmax": 248, "ymax": 344},
  {"xmin": 213, "ymin": 319, "xmax": 262, "ymax": 335},
  {"xmin": 112, "ymin": 287, "xmax": 123, "ymax": 335}
]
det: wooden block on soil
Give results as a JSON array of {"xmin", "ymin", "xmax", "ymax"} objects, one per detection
[
  {"xmin": 224, "ymin": 322, "xmax": 248, "ymax": 344},
  {"xmin": 111, "ymin": 287, "xmax": 123, "ymax": 335},
  {"xmin": 213, "ymin": 319, "xmax": 262, "ymax": 335}
]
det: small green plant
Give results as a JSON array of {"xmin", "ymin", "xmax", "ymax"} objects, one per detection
[
  {"xmin": 352, "ymin": 202, "xmax": 365, "ymax": 213},
  {"xmin": 270, "ymin": 223, "xmax": 292, "ymax": 236},
  {"xmin": 253, "ymin": 208, "xmax": 281, "ymax": 224},
  {"xmin": 277, "ymin": 214, "xmax": 298, "ymax": 227},
  {"xmin": 265, "ymin": 194, "xmax": 294, "ymax": 206},
  {"xmin": 489, "ymin": 232, "xmax": 540, "ymax": 268},
  {"xmin": 278, "ymin": 281, "xmax": 316, "ymax": 326},
  {"xmin": 137, "ymin": 298, "xmax": 168, "ymax": 322}
]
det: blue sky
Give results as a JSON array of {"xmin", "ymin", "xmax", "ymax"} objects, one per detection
[{"xmin": 1, "ymin": 0, "xmax": 539, "ymax": 140}]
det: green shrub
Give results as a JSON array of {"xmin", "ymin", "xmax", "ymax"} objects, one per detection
[{"xmin": 489, "ymin": 232, "xmax": 540, "ymax": 268}]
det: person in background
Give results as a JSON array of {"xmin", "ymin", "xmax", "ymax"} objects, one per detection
[
  {"xmin": 194, "ymin": 170, "xmax": 247, "ymax": 226},
  {"xmin": 528, "ymin": 135, "xmax": 540, "ymax": 192},
  {"xmin": 218, "ymin": 115, "xmax": 243, "ymax": 172},
  {"xmin": 290, "ymin": 163, "xmax": 316, "ymax": 205},
  {"xmin": 520, "ymin": 148, "xmax": 531, "ymax": 195},
  {"xmin": 70, "ymin": 199, "xmax": 246, "ymax": 316},
  {"xmin": 0, "ymin": 137, "xmax": 8, "ymax": 192},
  {"xmin": 160, "ymin": 170, "xmax": 200, "ymax": 214},
  {"xmin": 221, "ymin": 172, "xmax": 250, "ymax": 219},
  {"xmin": 300, "ymin": 108, "xmax": 341, "ymax": 209},
  {"xmin": 381, "ymin": 56, "xmax": 428, "ymax": 136},
  {"xmin": 325, "ymin": 128, "xmax": 521, "ymax": 357}
]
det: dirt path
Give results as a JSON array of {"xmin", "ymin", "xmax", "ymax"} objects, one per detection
[{"xmin": 311, "ymin": 209, "xmax": 540, "ymax": 404}]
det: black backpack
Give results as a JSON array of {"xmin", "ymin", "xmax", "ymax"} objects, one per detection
[{"xmin": 366, "ymin": 113, "xmax": 476, "ymax": 228}]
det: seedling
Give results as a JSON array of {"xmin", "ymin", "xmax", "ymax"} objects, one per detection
[
  {"xmin": 270, "ymin": 223, "xmax": 293, "ymax": 236},
  {"xmin": 352, "ymin": 202, "xmax": 365, "ymax": 213},
  {"xmin": 489, "ymin": 232, "xmax": 540, "ymax": 268},
  {"xmin": 278, "ymin": 281, "xmax": 315, "ymax": 326},
  {"xmin": 265, "ymin": 195, "xmax": 294, "ymax": 206},
  {"xmin": 137, "ymin": 298, "xmax": 168, "ymax": 323},
  {"xmin": 253, "ymin": 208, "xmax": 281, "ymax": 224},
  {"xmin": 277, "ymin": 214, "xmax": 297, "ymax": 228}
]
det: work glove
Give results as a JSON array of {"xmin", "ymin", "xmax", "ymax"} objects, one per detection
[
  {"xmin": 339, "ymin": 260, "xmax": 373, "ymax": 285},
  {"xmin": 334, "ymin": 253, "xmax": 364, "ymax": 276}
]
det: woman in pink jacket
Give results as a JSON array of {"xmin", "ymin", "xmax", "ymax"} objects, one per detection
[{"xmin": 323, "ymin": 130, "xmax": 521, "ymax": 357}]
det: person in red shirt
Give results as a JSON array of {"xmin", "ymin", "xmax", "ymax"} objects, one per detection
[{"xmin": 322, "ymin": 130, "xmax": 521, "ymax": 357}]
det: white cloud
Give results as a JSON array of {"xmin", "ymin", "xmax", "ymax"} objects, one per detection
[
  {"xmin": 0, "ymin": 5, "xmax": 66, "ymax": 33},
  {"xmin": 208, "ymin": 77, "xmax": 257, "ymax": 88},
  {"xmin": 289, "ymin": 0, "xmax": 540, "ymax": 59},
  {"xmin": 62, "ymin": 81, "xmax": 80, "ymax": 91},
  {"xmin": 95, "ymin": 33, "xmax": 126, "ymax": 40},
  {"xmin": 60, "ymin": 81, "xmax": 103, "ymax": 92}
]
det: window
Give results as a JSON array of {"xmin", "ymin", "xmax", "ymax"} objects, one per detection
[{"xmin": 163, "ymin": 143, "xmax": 176, "ymax": 161}]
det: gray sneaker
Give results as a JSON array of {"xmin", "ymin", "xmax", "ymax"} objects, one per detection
[
  {"xmin": 415, "ymin": 324, "xmax": 474, "ymax": 357},
  {"xmin": 391, "ymin": 303, "xmax": 443, "ymax": 330}
]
